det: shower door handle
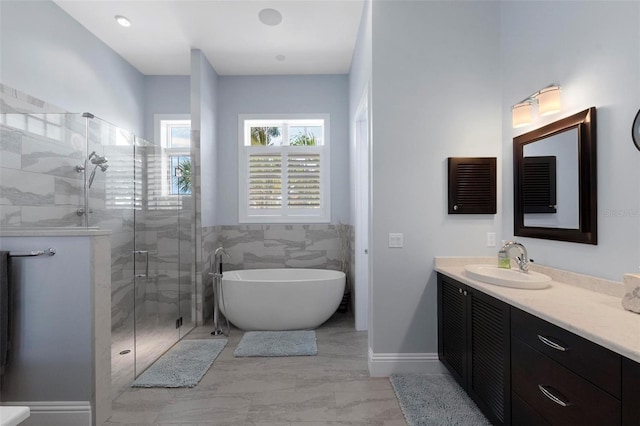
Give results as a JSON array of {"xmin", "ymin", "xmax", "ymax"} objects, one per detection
[{"xmin": 133, "ymin": 250, "xmax": 149, "ymax": 278}]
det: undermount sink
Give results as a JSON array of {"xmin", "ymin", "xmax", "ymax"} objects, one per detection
[{"xmin": 464, "ymin": 264, "xmax": 551, "ymax": 289}]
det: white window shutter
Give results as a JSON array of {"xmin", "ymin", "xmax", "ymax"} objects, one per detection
[
  {"xmin": 248, "ymin": 153, "xmax": 282, "ymax": 209},
  {"xmin": 287, "ymin": 152, "xmax": 321, "ymax": 209}
]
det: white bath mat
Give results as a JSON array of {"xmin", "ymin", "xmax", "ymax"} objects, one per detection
[
  {"xmin": 132, "ymin": 339, "xmax": 227, "ymax": 388},
  {"xmin": 234, "ymin": 330, "xmax": 317, "ymax": 357}
]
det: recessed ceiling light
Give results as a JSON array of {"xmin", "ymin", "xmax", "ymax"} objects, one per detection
[
  {"xmin": 258, "ymin": 9, "xmax": 282, "ymax": 26},
  {"xmin": 275, "ymin": 55, "xmax": 286, "ymax": 62},
  {"xmin": 115, "ymin": 15, "xmax": 131, "ymax": 27}
]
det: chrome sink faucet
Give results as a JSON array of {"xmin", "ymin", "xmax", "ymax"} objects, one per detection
[{"xmin": 501, "ymin": 241, "xmax": 531, "ymax": 272}]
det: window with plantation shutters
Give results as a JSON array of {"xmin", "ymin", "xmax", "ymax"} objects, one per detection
[
  {"xmin": 249, "ymin": 152, "xmax": 282, "ymax": 209},
  {"xmin": 239, "ymin": 114, "xmax": 330, "ymax": 223},
  {"xmin": 288, "ymin": 152, "xmax": 321, "ymax": 208}
]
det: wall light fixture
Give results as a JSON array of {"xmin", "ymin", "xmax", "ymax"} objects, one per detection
[{"xmin": 512, "ymin": 84, "xmax": 562, "ymax": 128}]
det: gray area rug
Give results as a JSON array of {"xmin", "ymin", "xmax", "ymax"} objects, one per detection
[
  {"xmin": 132, "ymin": 339, "xmax": 227, "ymax": 388},
  {"xmin": 390, "ymin": 373, "xmax": 491, "ymax": 426},
  {"xmin": 234, "ymin": 330, "xmax": 317, "ymax": 357}
]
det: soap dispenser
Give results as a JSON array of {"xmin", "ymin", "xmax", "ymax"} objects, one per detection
[{"xmin": 498, "ymin": 248, "xmax": 510, "ymax": 269}]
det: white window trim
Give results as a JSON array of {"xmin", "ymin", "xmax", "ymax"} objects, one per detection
[
  {"xmin": 238, "ymin": 113, "xmax": 331, "ymax": 224},
  {"xmin": 153, "ymin": 114, "xmax": 191, "ymax": 196}
]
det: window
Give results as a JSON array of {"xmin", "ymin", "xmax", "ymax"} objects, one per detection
[
  {"xmin": 154, "ymin": 115, "xmax": 191, "ymax": 197},
  {"xmin": 238, "ymin": 114, "xmax": 330, "ymax": 223}
]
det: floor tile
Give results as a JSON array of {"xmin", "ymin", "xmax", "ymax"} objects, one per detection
[
  {"xmin": 106, "ymin": 312, "xmax": 407, "ymax": 425},
  {"xmin": 248, "ymin": 391, "xmax": 337, "ymax": 423}
]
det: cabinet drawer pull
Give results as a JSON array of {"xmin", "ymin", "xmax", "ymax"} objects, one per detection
[
  {"xmin": 537, "ymin": 334, "xmax": 569, "ymax": 352},
  {"xmin": 538, "ymin": 384, "xmax": 573, "ymax": 407}
]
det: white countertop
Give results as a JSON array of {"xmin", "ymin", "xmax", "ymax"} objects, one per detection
[
  {"xmin": 0, "ymin": 406, "xmax": 30, "ymax": 426},
  {"xmin": 435, "ymin": 257, "xmax": 640, "ymax": 363}
]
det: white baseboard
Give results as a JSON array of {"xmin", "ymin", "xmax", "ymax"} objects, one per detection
[
  {"xmin": 2, "ymin": 401, "xmax": 91, "ymax": 426},
  {"xmin": 368, "ymin": 348, "xmax": 447, "ymax": 377}
]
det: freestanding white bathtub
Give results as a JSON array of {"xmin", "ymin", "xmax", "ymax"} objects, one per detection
[{"xmin": 219, "ymin": 268, "xmax": 346, "ymax": 331}]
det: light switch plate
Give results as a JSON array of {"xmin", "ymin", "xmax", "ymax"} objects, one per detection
[
  {"xmin": 389, "ymin": 233, "xmax": 403, "ymax": 248},
  {"xmin": 487, "ymin": 232, "xmax": 496, "ymax": 247}
]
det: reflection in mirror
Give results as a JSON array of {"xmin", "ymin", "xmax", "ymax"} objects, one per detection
[
  {"xmin": 514, "ymin": 107, "xmax": 597, "ymax": 244},
  {"xmin": 523, "ymin": 127, "xmax": 579, "ymax": 229}
]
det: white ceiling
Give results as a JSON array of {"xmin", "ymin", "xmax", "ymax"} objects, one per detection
[{"xmin": 53, "ymin": 0, "xmax": 365, "ymax": 76}]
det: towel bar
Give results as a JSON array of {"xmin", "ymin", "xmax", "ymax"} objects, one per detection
[{"xmin": 8, "ymin": 248, "xmax": 56, "ymax": 257}]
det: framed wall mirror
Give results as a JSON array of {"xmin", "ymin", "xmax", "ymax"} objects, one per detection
[{"xmin": 514, "ymin": 107, "xmax": 597, "ymax": 244}]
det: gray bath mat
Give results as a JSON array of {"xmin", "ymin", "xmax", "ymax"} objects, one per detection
[
  {"xmin": 234, "ymin": 330, "xmax": 317, "ymax": 357},
  {"xmin": 390, "ymin": 373, "xmax": 491, "ymax": 426},
  {"xmin": 132, "ymin": 339, "xmax": 227, "ymax": 388}
]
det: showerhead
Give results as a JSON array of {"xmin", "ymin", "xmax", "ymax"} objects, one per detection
[
  {"xmin": 99, "ymin": 164, "xmax": 109, "ymax": 172},
  {"xmin": 90, "ymin": 155, "xmax": 108, "ymax": 166}
]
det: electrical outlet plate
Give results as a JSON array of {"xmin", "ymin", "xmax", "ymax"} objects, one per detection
[
  {"xmin": 487, "ymin": 232, "xmax": 496, "ymax": 247},
  {"xmin": 389, "ymin": 233, "xmax": 403, "ymax": 248}
]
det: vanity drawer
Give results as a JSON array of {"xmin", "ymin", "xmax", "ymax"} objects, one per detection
[
  {"xmin": 512, "ymin": 338, "xmax": 621, "ymax": 426},
  {"xmin": 512, "ymin": 392, "xmax": 550, "ymax": 426},
  {"xmin": 511, "ymin": 307, "xmax": 621, "ymax": 398}
]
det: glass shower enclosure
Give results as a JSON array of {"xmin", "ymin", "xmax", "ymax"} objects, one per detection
[{"xmin": 0, "ymin": 112, "xmax": 195, "ymax": 397}]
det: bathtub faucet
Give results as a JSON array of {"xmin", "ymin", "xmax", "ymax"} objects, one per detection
[
  {"xmin": 210, "ymin": 247, "xmax": 231, "ymax": 337},
  {"xmin": 214, "ymin": 247, "xmax": 230, "ymax": 276}
]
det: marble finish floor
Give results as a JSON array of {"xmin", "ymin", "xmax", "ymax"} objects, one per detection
[{"xmin": 105, "ymin": 312, "xmax": 406, "ymax": 425}]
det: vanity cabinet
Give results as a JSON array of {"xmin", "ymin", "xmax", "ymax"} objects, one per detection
[
  {"xmin": 437, "ymin": 274, "xmax": 511, "ymax": 425},
  {"xmin": 438, "ymin": 273, "xmax": 640, "ymax": 426}
]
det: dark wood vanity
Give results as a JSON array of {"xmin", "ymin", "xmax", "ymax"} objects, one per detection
[{"xmin": 438, "ymin": 273, "xmax": 640, "ymax": 425}]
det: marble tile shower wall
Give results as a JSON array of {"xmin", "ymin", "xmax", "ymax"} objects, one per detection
[{"xmin": 0, "ymin": 114, "xmax": 88, "ymax": 227}]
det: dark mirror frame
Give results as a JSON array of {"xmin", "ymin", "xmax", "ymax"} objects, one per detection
[{"xmin": 514, "ymin": 107, "xmax": 597, "ymax": 244}]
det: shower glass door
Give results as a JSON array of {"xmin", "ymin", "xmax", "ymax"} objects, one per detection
[{"xmin": 133, "ymin": 138, "xmax": 181, "ymax": 376}]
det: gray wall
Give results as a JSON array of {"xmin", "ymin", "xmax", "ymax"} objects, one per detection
[
  {"xmin": 0, "ymin": 0, "xmax": 145, "ymax": 135},
  {"xmin": 500, "ymin": 1, "xmax": 640, "ymax": 281},
  {"xmin": 143, "ymin": 76, "xmax": 191, "ymax": 142},
  {"xmin": 369, "ymin": 0, "xmax": 502, "ymax": 354},
  {"xmin": 199, "ymin": 57, "xmax": 219, "ymax": 228},
  {"xmin": 190, "ymin": 50, "xmax": 220, "ymax": 322},
  {"xmin": 348, "ymin": 0, "xmax": 372, "ymax": 226},
  {"xmin": 216, "ymin": 75, "xmax": 350, "ymax": 225}
]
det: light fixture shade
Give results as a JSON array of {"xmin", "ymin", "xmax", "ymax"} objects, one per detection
[
  {"xmin": 537, "ymin": 86, "xmax": 561, "ymax": 116},
  {"xmin": 512, "ymin": 102, "xmax": 533, "ymax": 128}
]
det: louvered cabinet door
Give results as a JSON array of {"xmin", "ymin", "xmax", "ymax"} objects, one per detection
[
  {"xmin": 438, "ymin": 276, "xmax": 468, "ymax": 389},
  {"xmin": 448, "ymin": 157, "xmax": 497, "ymax": 214},
  {"xmin": 468, "ymin": 289, "xmax": 511, "ymax": 426}
]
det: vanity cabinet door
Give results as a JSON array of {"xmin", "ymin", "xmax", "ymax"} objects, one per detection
[
  {"xmin": 468, "ymin": 289, "xmax": 511, "ymax": 426},
  {"xmin": 622, "ymin": 357, "xmax": 640, "ymax": 425},
  {"xmin": 438, "ymin": 275, "xmax": 468, "ymax": 389},
  {"xmin": 437, "ymin": 273, "xmax": 511, "ymax": 425}
]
